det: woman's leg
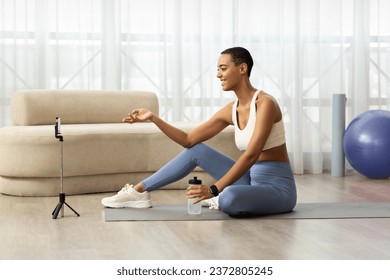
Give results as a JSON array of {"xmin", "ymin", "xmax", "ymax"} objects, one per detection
[
  {"xmin": 142, "ymin": 143, "xmax": 250, "ymax": 191},
  {"xmin": 103, "ymin": 145, "xmax": 243, "ymax": 208},
  {"xmin": 219, "ymin": 162, "xmax": 297, "ymax": 217}
]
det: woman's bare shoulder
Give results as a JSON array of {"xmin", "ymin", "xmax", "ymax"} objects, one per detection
[{"xmin": 256, "ymin": 91, "xmax": 282, "ymax": 120}]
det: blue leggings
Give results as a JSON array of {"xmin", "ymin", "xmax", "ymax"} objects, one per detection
[{"xmin": 142, "ymin": 143, "xmax": 297, "ymax": 217}]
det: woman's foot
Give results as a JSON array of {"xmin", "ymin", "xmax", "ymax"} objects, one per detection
[
  {"xmin": 101, "ymin": 184, "xmax": 152, "ymax": 208},
  {"xmin": 201, "ymin": 196, "xmax": 219, "ymax": 209}
]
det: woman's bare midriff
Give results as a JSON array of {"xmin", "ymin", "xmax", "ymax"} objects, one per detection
[{"xmin": 257, "ymin": 144, "xmax": 289, "ymax": 162}]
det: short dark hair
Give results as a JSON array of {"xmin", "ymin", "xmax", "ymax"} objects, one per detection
[{"xmin": 221, "ymin": 47, "xmax": 254, "ymax": 77}]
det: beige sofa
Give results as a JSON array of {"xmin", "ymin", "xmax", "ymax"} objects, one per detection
[{"xmin": 0, "ymin": 90, "xmax": 240, "ymax": 196}]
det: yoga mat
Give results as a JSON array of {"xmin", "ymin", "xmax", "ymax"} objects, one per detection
[
  {"xmin": 104, "ymin": 202, "xmax": 390, "ymax": 221},
  {"xmin": 331, "ymin": 93, "xmax": 347, "ymax": 177}
]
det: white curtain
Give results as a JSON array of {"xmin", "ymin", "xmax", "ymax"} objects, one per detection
[{"xmin": 1, "ymin": 0, "xmax": 389, "ymax": 174}]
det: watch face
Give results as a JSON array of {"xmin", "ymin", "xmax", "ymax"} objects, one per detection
[{"xmin": 210, "ymin": 185, "xmax": 218, "ymax": 196}]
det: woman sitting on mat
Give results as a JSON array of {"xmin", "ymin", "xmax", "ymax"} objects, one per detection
[{"xmin": 101, "ymin": 47, "xmax": 297, "ymax": 217}]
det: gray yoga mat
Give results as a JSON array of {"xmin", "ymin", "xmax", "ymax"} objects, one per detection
[{"xmin": 104, "ymin": 202, "xmax": 390, "ymax": 221}]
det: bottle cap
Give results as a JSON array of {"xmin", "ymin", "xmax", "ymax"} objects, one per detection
[{"xmin": 188, "ymin": 176, "xmax": 202, "ymax": 185}]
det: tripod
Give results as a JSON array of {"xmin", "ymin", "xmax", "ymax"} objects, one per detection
[{"xmin": 52, "ymin": 117, "xmax": 80, "ymax": 219}]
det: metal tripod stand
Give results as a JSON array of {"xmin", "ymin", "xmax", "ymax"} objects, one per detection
[{"xmin": 52, "ymin": 117, "xmax": 80, "ymax": 219}]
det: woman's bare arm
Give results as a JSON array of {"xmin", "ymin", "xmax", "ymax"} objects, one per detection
[{"xmin": 123, "ymin": 103, "xmax": 233, "ymax": 148}]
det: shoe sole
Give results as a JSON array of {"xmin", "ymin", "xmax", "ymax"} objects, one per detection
[{"xmin": 102, "ymin": 200, "xmax": 152, "ymax": 208}]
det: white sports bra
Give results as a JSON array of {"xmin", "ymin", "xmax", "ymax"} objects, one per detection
[{"xmin": 232, "ymin": 90, "xmax": 286, "ymax": 151}]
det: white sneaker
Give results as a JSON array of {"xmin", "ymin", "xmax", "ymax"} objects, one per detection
[
  {"xmin": 201, "ymin": 196, "xmax": 219, "ymax": 210},
  {"xmin": 101, "ymin": 184, "xmax": 152, "ymax": 208}
]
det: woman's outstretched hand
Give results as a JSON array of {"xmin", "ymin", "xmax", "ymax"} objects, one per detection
[{"xmin": 122, "ymin": 108, "xmax": 153, "ymax": 123}]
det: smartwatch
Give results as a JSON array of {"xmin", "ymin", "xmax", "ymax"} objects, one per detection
[{"xmin": 209, "ymin": 185, "xmax": 219, "ymax": 197}]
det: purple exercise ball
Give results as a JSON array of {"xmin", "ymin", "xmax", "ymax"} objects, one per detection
[{"xmin": 343, "ymin": 110, "xmax": 390, "ymax": 179}]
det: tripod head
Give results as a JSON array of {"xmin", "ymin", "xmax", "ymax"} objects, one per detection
[{"xmin": 55, "ymin": 117, "xmax": 63, "ymax": 142}]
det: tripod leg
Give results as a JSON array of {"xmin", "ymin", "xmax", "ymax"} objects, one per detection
[
  {"xmin": 52, "ymin": 193, "xmax": 65, "ymax": 219},
  {"xmin": 64, "ymin": 202, "xmax": 80, "ymax": 217},
  {"xmin": 52, "ymin": 202, "xmax": 64, "ymax": 219}
]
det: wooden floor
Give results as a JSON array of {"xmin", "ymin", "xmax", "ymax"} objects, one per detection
[{"xmin": 1, "ymin": 172, "xmax": 390, "ymax": 260}]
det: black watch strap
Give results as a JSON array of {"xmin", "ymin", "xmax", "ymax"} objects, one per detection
[{"xmin": 209, "ymin": 185, "xmax": 219, "ymax": 197}]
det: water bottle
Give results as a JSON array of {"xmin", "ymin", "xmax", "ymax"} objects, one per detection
[{"xmin": 187, "ymin": 176, "xmax": 202, "ymax": 215}]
